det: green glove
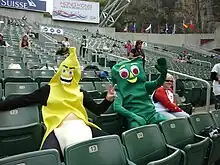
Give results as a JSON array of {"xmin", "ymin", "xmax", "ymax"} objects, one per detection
[
  {"xmin": 134, "ymin": 115, "xmax": 146, "ymax": 125},
  {"xmin": 155, "ymin": 58, "xmax": 167, "ymax": 75}
]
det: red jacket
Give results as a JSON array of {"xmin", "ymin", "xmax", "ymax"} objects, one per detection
[{"xmin": 154, "ymin": 87, "xmax": 182, "ymax": 112}]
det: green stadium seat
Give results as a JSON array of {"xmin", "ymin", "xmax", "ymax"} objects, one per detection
[
  {"xmin": 0, "ymin": 149, "xmax": 61, "ymax": 165},
  {"xmin": 94, "ymin": 81, "xmax": 109, "ymax": 98},
  {"xmin": 79, "ymin": 82, "xmax": 100, "ymax": 98},
  {"xmin": 189, "ymin": 113, "xmax": 220, "ymax": 164},
  {"xmin": 0, "ymin": 105, "xmax": 44, "ymax": 157},
  {"xmin": 40, "ymin": 82, "xmax": 49, "ymax": 87},
  {"xmin": 94, "ymin": 113, "xmax": 121, "ymax": 135},
  {"xmin": 81, "ymin": 71, "xmax": 100, "ymax": 82},
  {"xmin": 160, "ymin": 118, "xmax": 210, "ymax": 165},
  {"xmin": 122, "ymin": 124, "xmax": 182, "ymax": 165},
  {"xmin": 4, "ymin": 82, "xmax": 38, "ymax": 98},
  {"xmin": 32, "ymin": 70, "xmax": 54, "ymax": 84},
  {"xmin": 210, "ymin": 110, "xmax": 220, "ymax": 127},
  {"xmin": 64, "ymin": 135, "xmax": 134, "ymax": 165},
  {"xmin": 3, "ymin": 69, "xmax": 33, "ymax": 83}
]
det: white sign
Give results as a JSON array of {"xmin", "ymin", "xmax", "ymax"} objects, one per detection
[
  {"xmin": 52, "ymin": 0, "xmax": 100, "ymax": 24},
  {"xmin": 40, "ymin": 26, "xmax": 64, "ymax": 35}
]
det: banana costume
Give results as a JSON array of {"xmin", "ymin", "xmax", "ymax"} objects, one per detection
[
  {"xmin": 0, "ymin": 47, "xmax": 112, "ymax": 155},
  {"xmin": 41, "ymin": 47, "xmax": 99, "ymax": 147}
]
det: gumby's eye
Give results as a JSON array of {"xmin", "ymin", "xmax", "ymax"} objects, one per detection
[
  {"xmin": 131, "ymin": 65, "xmax": 139, "ymax": 76},
  {"xmin": 119, "ymin": 68, "xmax": 129, "ymax": 79}
]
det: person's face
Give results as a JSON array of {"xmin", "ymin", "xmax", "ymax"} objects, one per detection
[
  {"xmin": 163, "ymin": 77, "xmax": 173, "ymax": 89},
  {"xmin": 23, "ymin": 36, "xmax": 28, "ymax": 40},
  {"xmin": 0, "ymin": 36, "xmax": 3, "ymax": 41},
  {"xmin": 137, "ymin": 43, "xmax": 142, "ymax": 49}
]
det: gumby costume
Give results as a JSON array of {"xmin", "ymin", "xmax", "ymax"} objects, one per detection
[{"xmin": 112, "ymin": 57, "xmax": 168, "ymax": 128}]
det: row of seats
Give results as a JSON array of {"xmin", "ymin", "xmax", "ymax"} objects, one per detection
[
  {"xmin": 0, "ymin": 81, "xmax": 110, "ymax": 99},
  {"xmin": 0, "ymin": 111, "xmax": 220, "ymax": 165}
]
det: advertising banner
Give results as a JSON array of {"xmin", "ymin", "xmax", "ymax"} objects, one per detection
[
  {"xmin": 0, "ymin": 0, "xmax": 46, "ymax": 12},
  {"xmin": 52, "ymin": 0, "xmax": 100, "ymax": 24},
  {"xmin": 40, "ymin": 25, "xmax": 64, "ymax": 35}
]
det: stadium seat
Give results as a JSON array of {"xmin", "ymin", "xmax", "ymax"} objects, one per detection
[
  {"xmin": 4, "ymin": 82, "xmax": 38, "ymax": 98},
  {"xmin": 122, "ymin": 124, "xmax": 182, "ymax": 165},
  {"xmin": 40, "ymin": 82, "xmax": 49, "ymax": 87},
  {"xmin": 81, "ymin": 71, "xmax": 100, "ymax": 82},
  {"xmin": 3, "ymin": 69, "xmax": 33, "ymax": 84},
  {"xmin": 0, "ymin": 149, "xmax": 61, "ymax": 165},
  {"xmin": 159, "ymin": 118, "xmax": 210, "ymax": 165},
  {"xmin": 0, "ymin": 105, "xmax": 44, "ymax": 157},
  {"xmin": 64, "ymin": 135, "xmax": 135, "ymax": 165},
  {"xmin": 94, "ymin": 113, "xmax": 121, "ymax": 135},
  {"xmin": 210, "ymin": 110, "xmax": 220, "ymax": 127},
  {"xmin": 79, "ymin": 82, "xmax": 100, "ymax": 98},
  {"xmin": 188, "ymin": 113, "xmax": 220, "ymax": 164},
  {"xmin": 32, "ymin": 69, "xmax": 54, "ymax": 84},
  {"xmin": 94, "ymin": 81, "xmax": 109, "ymax": 98}
]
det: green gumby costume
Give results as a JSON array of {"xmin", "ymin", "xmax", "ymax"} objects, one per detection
[{"xmin": 112, "ymin": 57, "xmax": 168, "ymax": 129}]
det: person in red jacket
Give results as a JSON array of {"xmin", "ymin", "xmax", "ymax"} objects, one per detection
[{"xmin": 152, "ymin": 73, "xmax": 189, "ymax": 119}]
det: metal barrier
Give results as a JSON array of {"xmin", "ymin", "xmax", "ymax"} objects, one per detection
[
  {"xmin": 148, "ymin": 66, "xmax": 211, "ymax": 111},
  {"xmin": 191, "ymin": 59, "xmax": 212, "ymax": 68}
]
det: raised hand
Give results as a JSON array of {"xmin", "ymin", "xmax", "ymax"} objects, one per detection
[{"xmin": 106, "ymin": 84, "xmax": 117, "ymax": 102}]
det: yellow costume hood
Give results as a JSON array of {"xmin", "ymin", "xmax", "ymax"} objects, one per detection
[{"xmin": 41, "ymin": 47, "xmax": 98, "ymax": 148}]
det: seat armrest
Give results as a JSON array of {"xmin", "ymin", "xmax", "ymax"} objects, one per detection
[
  {"xmin": 147, "ymin": 150, "xmax": 181, "ymax": 165},
  {"xmin": 166, "ymin": 144, "xmax": 187, "ymax": 165}
]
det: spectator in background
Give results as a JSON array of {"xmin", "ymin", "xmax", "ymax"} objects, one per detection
[
  {"xmin": 153, "ymin": 73, "xmax": 190, "ymax": 119},
  {"xmin": 80, "ymin": 35, "xmax": 87, "ymax": 58},
  {"xmin": 0, "ymin": 33, "xmax": 10, "ymax": 47},
  {"xmin": 56, "ymin": 43, "xmax": 70, "ymax": 57},
  {"xmin": 211, "ymin": 63, "xmax": 220, "ymax": 109},
  {"xmin": 19, "ymin": 34, "xmax": 30, "ymax": 49},
  {"xmin": 129, "ymin": 40, "xmax": 145, "ymax": 68},
  {"xmin": 129, "ymin": 40, "xmax": 145, "ymax": 59},
  {"xmin": 62, "ymin": 37, "xmax": 70, "ymax": 48},
  {"xmin": 124, "ymin": 40, "xmax": 133, "ymax": 56}
]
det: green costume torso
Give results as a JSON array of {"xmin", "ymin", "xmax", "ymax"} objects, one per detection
[{"xmin": 112, "ymin": 57, "xmax": 168, "ymax": 128}]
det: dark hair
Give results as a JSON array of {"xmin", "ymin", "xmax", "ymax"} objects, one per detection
[
  {"xmin": 64, "ymin": 37, "xmax": 68, "ymax": 41},
  {"xmin": 82, "ymin": 35, "xmax": 86, "ymax": 39}
]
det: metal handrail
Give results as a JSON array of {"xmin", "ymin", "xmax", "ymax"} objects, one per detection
[
  {"xmin": 148, "ymin": 66, "xmax": 211, "ymax": 111},
  {"xmin": 191, "ymin": 59, "xmax": 212, "ymax": 68}
]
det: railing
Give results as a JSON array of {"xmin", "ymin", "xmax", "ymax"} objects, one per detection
[
  {"xmin": 191, "ymin": 59, "xmax": 212, "ymax": 69},
  {"xmin": 148, "ymin": 66, "xmax": 211, "ymax": 111}
]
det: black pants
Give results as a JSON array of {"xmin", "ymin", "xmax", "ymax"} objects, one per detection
[
  {"xmin": 215, "ymin": 95, "xmax": 220, "ymax": 109},
  {"xmin": 80, "ymin": 45, "xmax": 86, "ymax": 58},
  {"xmin": 41, "ymin": 127, "xmax": 108, "ymax": 161}
]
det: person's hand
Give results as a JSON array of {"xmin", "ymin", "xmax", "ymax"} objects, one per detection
[
  {"xmin": 134, "ymin": 116, "xmax": 146, "ymax": 125},
  {"xmin": 155, "ymin": 58, "xmax": 167, "ymax": 75},
  {"xmin": 106, "ymin": 84, "xmax": 117, "ymax": 102}
]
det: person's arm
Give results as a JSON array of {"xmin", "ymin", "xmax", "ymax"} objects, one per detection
[
  {"xmin": 154, "ymin": 88, "xmax": 182, "ymax": 112},
  {"xmin": 82, "ymin": 89, "xmax": 112, "ymax": 115},
  {"xmin": 19, "ymin": 40, "xmax": 22, "ymax": 48},
  {"xmin": 145, "ymin": 58, "xmax": 167, "ymax": 93},
  {"xmin": 211, "ymin": 64, "xmax": 219, "ymax": 81},
  {"xmin": 0, "ymin": 85, "xmax": 50, "ymax": 111}
]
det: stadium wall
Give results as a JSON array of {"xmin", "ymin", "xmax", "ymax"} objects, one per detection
[{"xmin": 0, "ymin": 7, "xmax": 115, "ymax": 37}]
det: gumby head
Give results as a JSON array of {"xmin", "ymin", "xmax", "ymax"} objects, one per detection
[
  {"xmin": 49, "ymin": 47, "xmax": 81, "ymax": 87},
  {"xmin": 112, "ymin": 57, "xmax": 146, "ymax": 90}
]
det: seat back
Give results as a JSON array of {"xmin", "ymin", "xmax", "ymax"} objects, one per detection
[
  {"xmin": 79, "ymin": 82, "xmax": 96, "ymax": 91},
  {"xmin": 0, "ymin": 105, "xmax": 40, "ymax": 127},
  {"xmin": 122, "ymin": 125, "xmax": 167, "ymax": 165},
  {"xmin": 5, "ymin": 82, "xmax": 38, "ymax": 97},
  {"xmin": 210, "ymin": 110, "xmax": 220, "ymax": 127},
  {"xmin": 32, "ymin": 70, "xmax": 55, "ymax": 78},
  {"xmin": 4, "ymin": 69, "xmax": 30, "ymax": 77},
  {"xmin": 95, "ymin": 113, "xmax": 121, "ymax": 135},
  {"xmin": 160, "ymin": 118, "xmax": 195, "ymax": 149},
  {"xmin": 0, "ymin": 149, "xmax": 61, "ymax": 165},
  {"xmin": 64, "ymin": 135, "xmax": 127, "ymax": 165},
  {"xmin": 189, "ymin": 113, "xmax": 215, "ymax": 134}
]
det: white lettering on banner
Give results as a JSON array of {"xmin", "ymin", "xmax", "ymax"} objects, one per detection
[
  {"xmin": 0, "ymin": 0, "xmax": 28, "ymax": 8},
  {"xmin": 52, "ymin": 0, "xmax": 100, "ymax": 24}
]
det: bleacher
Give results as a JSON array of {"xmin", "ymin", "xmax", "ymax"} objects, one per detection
[{"xmin": 1, "ymin": 14, "xmax": 220, "ymax": 165}]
